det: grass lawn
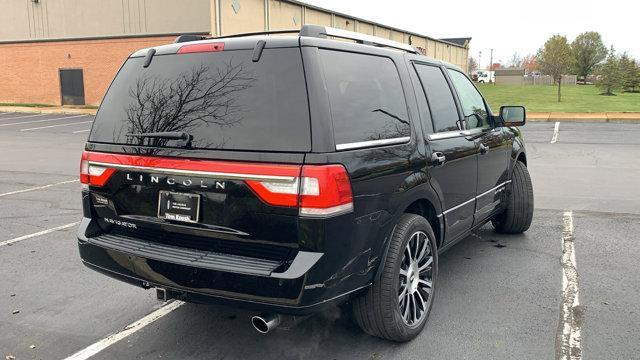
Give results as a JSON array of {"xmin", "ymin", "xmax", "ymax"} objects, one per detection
[
  {"xmin": 0, "ymin": 102, "xmax": 55, "ymax": 108},
  {"xmin": 476, "ymin": 84, "xmax": 640, "ymax": 113}
]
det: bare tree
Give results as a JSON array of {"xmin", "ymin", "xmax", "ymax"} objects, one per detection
[
  {"xmin": 508, "ymin": 52, "xmax": 522, "ymax": 68},
  {"xmin": 468, "ymin": 56, "xmax": 478, "ymax": 75}
]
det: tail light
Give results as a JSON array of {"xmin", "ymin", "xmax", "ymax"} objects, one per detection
[
  {"xmin": 79, "ymin": 151, "xmax": 353, "ymax": 218},
  {"xmin": 299, "ymin": 165, "xmax": 353, "ymax": 217},
  {"xmin": 79, "ymin": 151, "xmax": 116, "ymax": 189},
  {"xmin": 246, "ymin": 164, "xmax": 353, "ymax": 218}
]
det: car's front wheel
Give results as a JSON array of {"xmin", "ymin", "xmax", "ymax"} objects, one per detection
[
  {"xmin": 492, "ymin": 161, "xmax": 534, "ymax": 233},
  {"xmin": 352, "ymin": 214, "xmax": 437, "ymax": 342}
]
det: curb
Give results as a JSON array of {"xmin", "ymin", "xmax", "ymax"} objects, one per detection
[{"xmin": 528, "ymin": 112, "xmax": 640, "ymax": 123}]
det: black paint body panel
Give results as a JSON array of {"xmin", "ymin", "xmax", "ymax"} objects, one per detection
[{"xmin": 78, "ymin": 35, "xmax": 526, "ymax": 314}]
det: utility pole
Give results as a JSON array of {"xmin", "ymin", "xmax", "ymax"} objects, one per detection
[
  {"xmin": 489, "ymin": 48, "xmax": 494, "ymax": 84},
  {"xmin": 478, "ymin": 51, "xmax": 482, "ymax": 70}
]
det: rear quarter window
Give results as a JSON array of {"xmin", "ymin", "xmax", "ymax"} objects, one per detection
[{"xmin": 319, "ymin": 50, "xmax": 410, "ymax": 148}]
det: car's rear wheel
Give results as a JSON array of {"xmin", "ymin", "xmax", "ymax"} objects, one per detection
[
  {"xmin": 492, "ymin": 161, "xmax": 534, "ymax": 233},
  {"xmin": 352, "ymin": 214, "xmax": 437, "ymax": 342}
]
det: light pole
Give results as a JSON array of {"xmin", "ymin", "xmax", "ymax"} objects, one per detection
[
  {"xmin": 478, "ymin": 51, "xmax": 482, "ymax": 71},
  {"xmin": 489, "ymin": 48, "xmax": 494, "ymax": 84}
]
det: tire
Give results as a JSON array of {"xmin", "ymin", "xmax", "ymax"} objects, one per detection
[
  {"xmin": 352, "ymin": 214, "xmax": 438, "ymax": 342},
  {"xmin": 492, "ymin": 161, "xmax": 534, "ymax": 233}
]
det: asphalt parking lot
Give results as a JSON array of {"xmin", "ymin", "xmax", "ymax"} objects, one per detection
[{"xmin": 1, "ymin": 113, "xmax": 639, "ymax": 359}]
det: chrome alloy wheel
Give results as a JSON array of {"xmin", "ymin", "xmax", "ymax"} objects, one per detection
[{"xmin": 398, "ymin": 231, "xmax": 434, "ymax": 326}]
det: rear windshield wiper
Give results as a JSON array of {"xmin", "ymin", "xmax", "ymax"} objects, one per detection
[
  {"xmin": 126, "ymin": 131, "xmax": 192, "ymax": 141},
  {"xmin": 126, "ymin": 131, "xmax": 193, "ymax": 147}
]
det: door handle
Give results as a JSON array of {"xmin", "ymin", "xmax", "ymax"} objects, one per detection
[
  {"xmin": 479, "ymin": 143, "xmax": 489, "ymax": 155},
  {"xmin": 431, "ymin": 152, "xmax": 446, "ymax": 167}
]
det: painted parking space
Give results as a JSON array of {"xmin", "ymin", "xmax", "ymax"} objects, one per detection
[
  {"xmin": 0, "ymin": 112, "xmax": 94, "ymax": 134},
  {"xmin": 1, "ymin": 119, "xmax": 639, "ymax": 359}
]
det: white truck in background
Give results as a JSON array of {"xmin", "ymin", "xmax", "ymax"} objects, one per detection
[{"xmin": 475, "ymin": 70, "xmax": 495, "ymax": 83}]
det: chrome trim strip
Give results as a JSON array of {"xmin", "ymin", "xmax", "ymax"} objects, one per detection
[
  {"xmin": 89, "ymin": 162, "xmax": 297, "ymax": 183},
  {"xmin": 427, "ymin": 128, "xmax": 483, "ymax": 141},
  {"xmin": 476, "ymin": 180, "xmax": 511, "ymax": 199},
  {"xmin": 442, "ymin": 197, "xmax": 475, "ymax": 215},
  {"xmin": 322, "ymin": 27, "xmax": 417, "ymax": 53},
  {"xmin": 335, "ymin": 136, "xmax": 410, "ymax": 151},
  {"xmin": 441, "ymin": 180, "xmax": 511, "ymax": 216}
]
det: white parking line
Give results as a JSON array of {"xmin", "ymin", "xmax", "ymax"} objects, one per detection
[
  {"xmin": 551, "ymin": 121, "xmax": 560, "ymax": 143},
  {"xmin": 63, "ymin": 300, "xmax": 186, "ymax": 360},
  {"xmin": 0, "ymin": 114, "xmax": 86, "ymax": 127},
  {"xmin": 0, "ymin": 222, "xmax": 79, "ymax": 247},
  {"xmin": 21, "ymin": 120, "xmax": 93, "ymax": 131},
  {"xmin": 0, "ymin": 179, "xmax": 79, "ymax": 198},
  {"xmin": 0, "ymin": 113, "xmax": 45, "ymax": 121},
  {"xmin": 72, "ymin": 129, "xmax": 91, "ymax": 134},
  {"xmin": 558, "ymin": 211, "xmax": 582, "ymax": 360}
]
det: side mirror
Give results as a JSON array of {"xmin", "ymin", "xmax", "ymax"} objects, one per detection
[{"xmin": 500, "ymin": 106, "xmax": 526, "ymax": 126}]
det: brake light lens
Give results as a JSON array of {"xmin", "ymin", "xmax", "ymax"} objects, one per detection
[
  {"xmin": 79, "ymin": 151, "xmax": 116, "ymax": 188},
  {"xmin": 79, "ymin": 151, "xmax": 353, "ymax": 218},
  {"xmin": 176, "ymin": 42, "xmax": 224, "ymax": 54},
  {"xmin": 246, "ymin": 164, "xmax": 353, "ymax": 217}
]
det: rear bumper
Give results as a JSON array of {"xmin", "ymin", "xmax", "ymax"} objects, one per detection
[{"xmin": 77, "ymin": 217, "xmax": 368, "ymax": 314}]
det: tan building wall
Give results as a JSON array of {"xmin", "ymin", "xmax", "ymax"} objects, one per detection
[
  {"xmin": 0, "ymin": 0, "xmax": 469, "ymax": 105},
  {"xmin": 269, "ymin": 0, "xmax": 303, "ymax": 30},
  {"xmin": 374, "ymin": 25, "xmax": 391, "ymax": 40},
  {"xmin": 0, "ymin": 36, "xmax": 176, "ymax": 105},
  {"xmin": 210, "ymin": 0, "xmax": 469, "ymax": 69},
  {"xmin": 496, "ymin": 76, "xmax": 524, "ymax": 86},
  {"xmin": 0, "ymin": 0, "xmax": 211, "ymax": 40},
  {"xmin": 303, "ymin": 8, "xmax": 331, "ymax": 27}
]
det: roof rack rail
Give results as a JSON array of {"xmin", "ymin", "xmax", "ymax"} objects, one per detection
[{"xmin": 299, "ymin": 25, "xmax": 420, "ymax": 54}]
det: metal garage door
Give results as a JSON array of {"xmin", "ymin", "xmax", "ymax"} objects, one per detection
[{"xmin": 59, "ymin": 69, "xmax": 85, "ymax": 105}]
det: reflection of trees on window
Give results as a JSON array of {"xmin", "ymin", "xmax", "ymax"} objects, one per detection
[
  {"xmin": 363, "ymin": 108, "xmax": 410, "ymax": 142},
  {"xmin": 466, "ymin": 106, "xmax": 488, "ymax": 128},
  {"xmin": 122, "ymin": 61, "xmax": 255, "ymax": 149},
  {"xmin": 357, "ymin": 108, "xmax": 413, "ymax": 169}
]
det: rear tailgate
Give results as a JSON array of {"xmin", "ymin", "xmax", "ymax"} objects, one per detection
[{"xmin": 84, "ymin": 40, "xmax": 310, "ymax": 261}]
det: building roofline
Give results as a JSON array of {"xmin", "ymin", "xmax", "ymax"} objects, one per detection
[
  {"xmin": 288, "ymin": 0, "xmax": 470, "ymax": 48},
  {"xmin": 0, "ymin": 32, "xmax": 209, "ymax": 45},
  {"xmin": 0, "ymin": 1, "xmax": 470, "ymax": 50}
]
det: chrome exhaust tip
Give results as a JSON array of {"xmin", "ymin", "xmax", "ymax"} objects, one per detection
[{"xmin": 251, "ymin": 313, "xmax": 281, "ymax": 334}]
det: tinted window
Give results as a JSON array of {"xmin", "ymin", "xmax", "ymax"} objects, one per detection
[
  {"xmin": 447, "ymin": 69, "xmax": 489, "ymax": 129},
  {"xmin": 90, "ymin": 48, "xmax": 310, "ymax": 151},
  {"xmin": 413, "ymin": 64, "xmax": 460, "ymax": 133},
  {"xmin": 319, "ymin": 50, "xmax": 410, "ymax": 146}
]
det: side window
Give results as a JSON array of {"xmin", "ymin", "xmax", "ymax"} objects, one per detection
[
  {"xmin": 413, "ymin": 64, "xmax": 460, "ymax": 133},
  {"xmin": 447, "ymin": 69, "xmax": 490, "ymax": 129},
  {"xmin": 319, "ymin": 50, "xmax": 410, "ymax": 146}
]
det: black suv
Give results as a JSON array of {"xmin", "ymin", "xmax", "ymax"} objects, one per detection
[{"xmin": 78, "ymin": 25, "xmax": 533, "ymax": 342}]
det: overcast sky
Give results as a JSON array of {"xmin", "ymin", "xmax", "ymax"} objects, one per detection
[{"xmin": 300, "ymin": 0, "xmax": 639, "ymax": 68}]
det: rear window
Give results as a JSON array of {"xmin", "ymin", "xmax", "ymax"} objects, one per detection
[
  {"xmin": 90, "ymin": 48, "xmax": 310, "ymax": 152},
  {"xmin": 319, "ymin": 50, "xmax": 410, "ymax": 147}
]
